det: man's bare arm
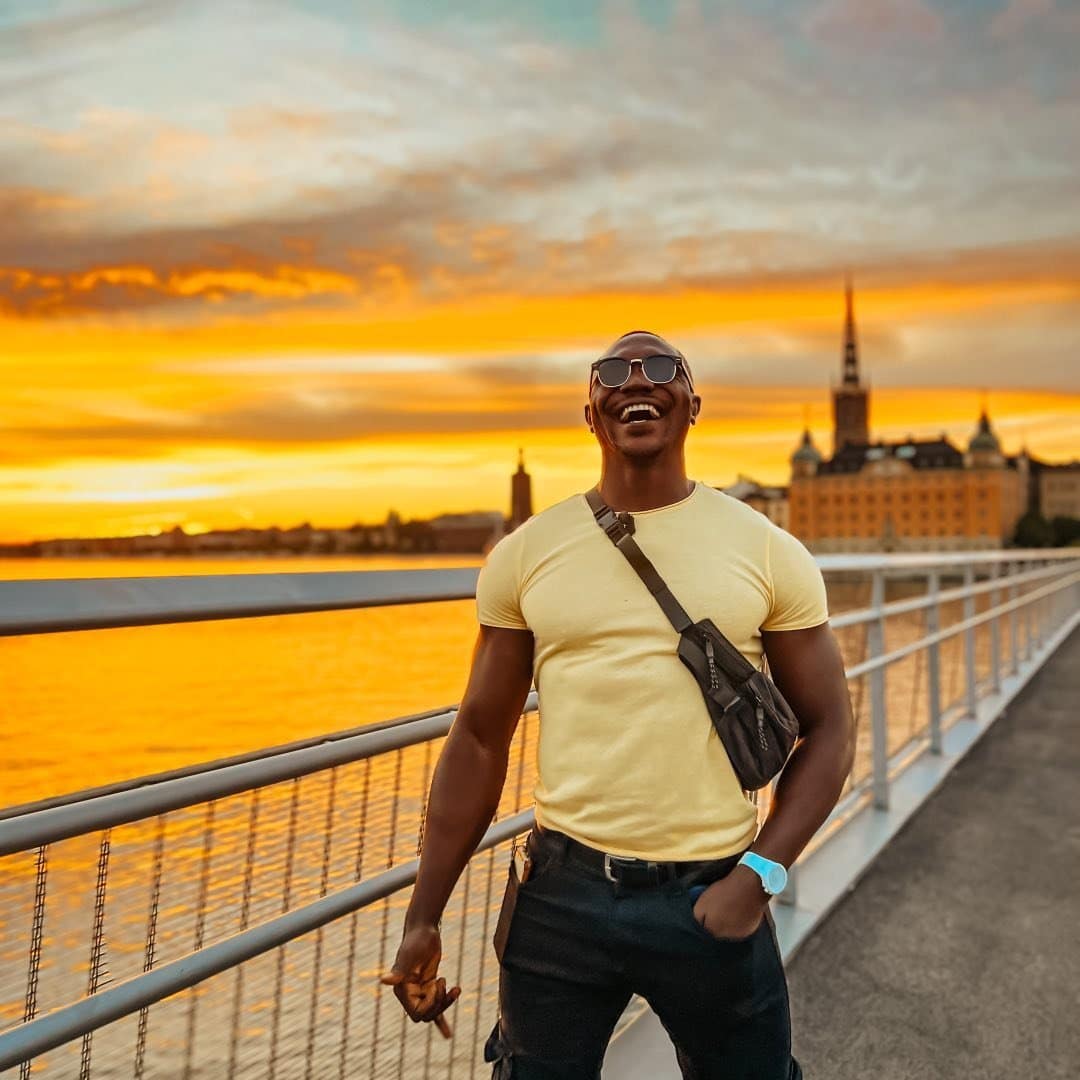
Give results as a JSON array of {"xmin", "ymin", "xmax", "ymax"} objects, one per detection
[
  {"xmin": 752, "ymin": 621, "xmax": 856, "ymax": 868},
  {"xmin": 380, "ymin": 622, "xmax": 534, "ymax": 1033},
  {"xmin": 407, "ymin": 622, "xmax": 535, "ymax": 930},
  {"xmin": 692, "ymin": 621, "xmax": 855, "ymax": 939}
]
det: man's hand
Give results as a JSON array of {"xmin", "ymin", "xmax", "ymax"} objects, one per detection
[
  {"xmin": 379, "ymin": 923, "xmax": 461, "ymax": 1038},
  {"xmin": 691, "ymin": 866, "xmax": 768, "ymax": 942}
]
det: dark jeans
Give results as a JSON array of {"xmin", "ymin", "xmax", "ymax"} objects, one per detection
[{"xmin": 485, "ymin": 828, "xmax": 802, "ymax": 1080}]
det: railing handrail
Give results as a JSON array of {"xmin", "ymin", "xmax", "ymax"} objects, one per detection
[
  {"xmin": 0, "ymin": 692, "xmax": 539, "ymax": 855},
  {"xmin": 0, "ymin": 701, "xmax": 470, "ymax": 823},
  {"xmin": 829, "ymin": 559, "xmax": 1078, "ymax": 629},
  {"xmin": 844, "ymin": 568, "xmax": 1080, "ymax": 678},
  {"xmin": 2, "ymin": 551, "xmax": 1077, "ymax": 638},
  {"xmin": 0, "ymin": 566, "xmax": 481, "ymax": 638}
]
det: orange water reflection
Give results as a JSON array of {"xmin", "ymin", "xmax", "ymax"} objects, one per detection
[{"xmin": 1, "ymin": 556, "xmax": 483, "ymax": 808}]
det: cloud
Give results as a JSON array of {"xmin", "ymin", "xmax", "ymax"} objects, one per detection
[
  {"xmin": 805, "ymin": 0, "xmax": 944, "ymax": 44},
  {"xmin": 988, "ymin": 0, "xmax": 1055, "ymax": 39},
  {"xmin": 1, "ymin": 0, "xmax": 1078, "ymax": 327}
]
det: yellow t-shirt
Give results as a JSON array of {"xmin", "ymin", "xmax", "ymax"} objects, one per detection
[{"xmin": 475, "ymin": 480, "xmax": 828, "ymax": 861}]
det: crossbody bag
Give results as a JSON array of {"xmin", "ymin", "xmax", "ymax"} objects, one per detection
[{"xmin": 584, "ymin": 486, "xmax": 799, "ymax": 792}]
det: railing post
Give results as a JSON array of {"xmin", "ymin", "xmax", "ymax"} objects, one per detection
[
  {"xmin": 1023, "ymin": 565, "xmax": 1034, "ymax": 662},
  {"xmin": 869, "ymin": 569, "xmax": 889, "ymax": 809},
  {"xmin": 1035, "ymin": 560, "xmax": 1047, "ymax": 647},
  {"xmin": 926, "ymin": 568, "xmax": 942, "ymax": 754},
  {"xmin": 963, "ymin": 563, "xmax": 977, "ymax": 718},
  {"xmin": 989, "ymin": 561, "xmax": 1001, "ymax": 694},
  {"xmin": 1008, "ymin": 560, "xmax": 1020, "ymax": 676}
]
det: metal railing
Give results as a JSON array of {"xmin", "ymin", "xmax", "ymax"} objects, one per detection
[{"xmin": 1, "ymin": 551, "xmax": 1077, "ymax": 1077}]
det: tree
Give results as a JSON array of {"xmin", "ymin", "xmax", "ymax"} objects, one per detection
[
  {"xmin": 1013, "ymin": 512, "xmax": 1054, "ymax": 548},
  {"xmin": 1050, "ymin": 516, "xmax": 1080, "ymax": 547}
]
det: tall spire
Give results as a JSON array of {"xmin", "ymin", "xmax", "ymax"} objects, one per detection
[
  {"xmin": 842, "ymin": 275, "xmax": 860, "ymax": 387},
  {"xmin": 510, "ymin": 448, "xmax": 533, "ymax": 530}
]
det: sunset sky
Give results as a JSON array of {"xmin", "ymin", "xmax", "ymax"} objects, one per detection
[{"xmin": 1, "ymin": 0, "xmax": 1078, "ymax": 543}]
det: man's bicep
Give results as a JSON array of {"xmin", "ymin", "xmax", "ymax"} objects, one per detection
[
  {"xmin": 761, "ymin": 622, "xmax": 851, "ymax": 739},
  {"xmin": 455, "ymin": 624, "xmax": 535, "ymax": 753}
]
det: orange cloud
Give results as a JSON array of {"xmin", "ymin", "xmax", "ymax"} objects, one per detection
[{"xmin": 0, "ymin": 262, "xmax": 359, "ymax": 317}]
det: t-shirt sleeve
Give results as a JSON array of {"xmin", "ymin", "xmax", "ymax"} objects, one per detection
[
  {"xmin": 761, "ymin": 526, "xmax": 829, "ymax": 631},
  {"xmin": 475, "ymin": 532, "xmax": 529, "ymax": 630}
]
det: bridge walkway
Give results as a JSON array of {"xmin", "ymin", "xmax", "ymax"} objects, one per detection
[{"xmin": 786, "ymin": 626, "xmax": 1078, "ymax": 1078}]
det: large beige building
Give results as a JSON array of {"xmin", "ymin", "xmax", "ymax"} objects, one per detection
[
  {"xmin": 789, "ymin": 286, "xmax": 1027, "ymax": 553},
  {"xmin": 1039, "ymin": 463, "xmax": 1080, "ymax": 520}
]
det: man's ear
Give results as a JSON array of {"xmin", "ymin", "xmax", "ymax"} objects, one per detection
[
  {"xmin": 584, "ymin": 403, "xmax": 594, "ymax": 431},
  {"xmin": 691, "ymin": 395, "xmax": 701, "ymax": 425}
]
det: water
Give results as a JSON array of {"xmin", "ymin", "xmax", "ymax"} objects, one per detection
[{"xmin": 0, "ymin": 556, "xmax": 484, "ymax": 809}]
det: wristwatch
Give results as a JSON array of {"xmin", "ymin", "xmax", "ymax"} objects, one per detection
[{"xmin": 737, "ymin": 851, "xmax": 788, "ymax": 896}]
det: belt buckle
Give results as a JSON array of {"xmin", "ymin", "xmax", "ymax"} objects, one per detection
[
  {"xmin": 603, "ymin": 853, "xmax": 629, "ymax": 883},
  {"xmin": 604, "ymin": 853, "xmax": 657, "ymax": 885}
]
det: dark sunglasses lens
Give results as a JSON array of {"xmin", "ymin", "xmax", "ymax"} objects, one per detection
[
  {"xmin": 594, "ymin": 355, "xmax": 680, "ymax": 388},
  {"xmin": 595, "ymin": 357, "xmax": 630, "ymax": 387},
  {"xmin": 643, "ymin": 355, "xmax": 678, "ymax": 383}
]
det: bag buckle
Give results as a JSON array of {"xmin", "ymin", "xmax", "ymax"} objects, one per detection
[{"xmin": 595, "ymin": 505, "xmax": 635, "ymax": 543}]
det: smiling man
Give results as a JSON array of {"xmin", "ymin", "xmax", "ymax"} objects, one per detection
[{"xmin": 382, "ymin": 330, "xmax": 855, "ymax": 1079}]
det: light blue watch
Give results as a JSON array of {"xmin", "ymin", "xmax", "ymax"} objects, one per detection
[{"xmin": 738, "ymin": 851, "xmax": 788, "ymax": 896}]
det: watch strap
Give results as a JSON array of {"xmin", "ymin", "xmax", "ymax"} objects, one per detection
[{"xmin": 738, "ymin": 850, "xmax": 786, "ymax": 893}]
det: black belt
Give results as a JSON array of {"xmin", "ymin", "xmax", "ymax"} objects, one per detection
[{"xmin": 532, "ymin": 825, "xmax": 746, "ymax": 890}]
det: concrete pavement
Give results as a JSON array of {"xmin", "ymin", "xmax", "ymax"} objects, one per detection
[{"xmin": 786, "ymin": 627, "xmax": 1079, "ymax": 1079}]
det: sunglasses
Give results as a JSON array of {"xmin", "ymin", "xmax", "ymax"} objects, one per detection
[{"xmin": 589, "ymin": 354, "xmax": 693, "ymax": 390}]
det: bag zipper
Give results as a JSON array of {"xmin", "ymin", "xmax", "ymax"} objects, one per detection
[{"xmin": 704, "ymin": 636, "xmax": 719, "ymax": 691}]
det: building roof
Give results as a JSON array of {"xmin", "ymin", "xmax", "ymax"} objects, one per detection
[
  {"xmin": 968, "ymin": 410, "xmax": 1002, "ymax": 453},
  {"xmin": 429, "ymin": 511, "xmax": 504, "ymax": 530},
  {"xmin": 722, "ymin": 476, "xmax": 788, "ymax": 501},
  {"xmin": 817, "ymin": 437, "xmax": 965, "ymax": 475},
  {"xmin": 792, "ymin": 428, "xmax": 823, "ymax": 464}
]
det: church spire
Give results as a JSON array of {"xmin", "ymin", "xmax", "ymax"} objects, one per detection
[
  {"xmin": 842, "ymin": 275, "xmax": 860, "ymax": 387},
  {"xmin": 832, "ymin": 277, "xmax": 870, "ymax": 453}
]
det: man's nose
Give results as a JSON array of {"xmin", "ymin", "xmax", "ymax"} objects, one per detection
[{"xmin": 621, "ymin": 360, "xmax": 655, "ymax": 392}]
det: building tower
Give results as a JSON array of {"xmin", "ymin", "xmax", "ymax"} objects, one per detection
[
  {"xmin": 509, "ymin": 448, "xmax": 533, "ymax": 531},
  {"xmin": 965, "ymin": 408, "xmax": 1005, "ymax": 470},
  {"xmin": 791, "ymin": 428, "xmax": 823, "ymax": 479},
  {"xmin": 832, "ymin": 279, "xmax": 870, "ymax": 454}
]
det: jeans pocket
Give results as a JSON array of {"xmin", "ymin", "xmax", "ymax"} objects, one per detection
[{"xmin": 683, "ymin": 886, "xmax": 763, "ymax": 947}]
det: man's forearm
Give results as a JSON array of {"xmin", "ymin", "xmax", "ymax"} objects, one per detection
[
  {"xmin": 750, "ymin": 724, "xmax": 855, "ymax": 870},
  {"xmin": 405, "ymin": 721, "xmax": 510, "ymax": 930}
]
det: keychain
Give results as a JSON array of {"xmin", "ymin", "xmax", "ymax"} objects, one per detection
[{"xmin": 511, "ymin": 834, "xmax": 533, "ymax": 884}]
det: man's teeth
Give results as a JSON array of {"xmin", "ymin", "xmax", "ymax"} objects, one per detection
[{"xmin": 619, "ymin": 403, "xmax": 661, "ymax": 422}]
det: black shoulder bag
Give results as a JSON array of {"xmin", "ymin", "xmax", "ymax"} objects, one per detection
[{"xmin": 584, "ymin": 487, "xmax": 799, "ymax": 792}]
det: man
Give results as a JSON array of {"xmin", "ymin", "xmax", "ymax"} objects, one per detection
[{"xmin": 382, "ymin": 330, "xmax": 856, "ymax": 1078}]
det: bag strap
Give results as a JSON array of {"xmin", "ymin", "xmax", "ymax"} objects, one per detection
[{"xmin": 583, "ymin": 487, "xmax": 695, "ymax": 634}]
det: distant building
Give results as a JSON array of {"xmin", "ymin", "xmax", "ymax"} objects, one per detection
[
  {"xmin": 722, "ymin": 475, "xmax": 789, "ymax": 531},
  {"xmin": 428, "ymin": 511, "xmax": 505, "ymax": 553},
  {"xmin": 510, "ymin": 448, "xmax": 534, "ymax": 531},
  {"xmin": 1039, "ymin": 462, "xmax": 1080, "ymax": 520},
  {"xmin": 789, "ymin": 284, "xmax": 1026, "ymax": 552}
]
